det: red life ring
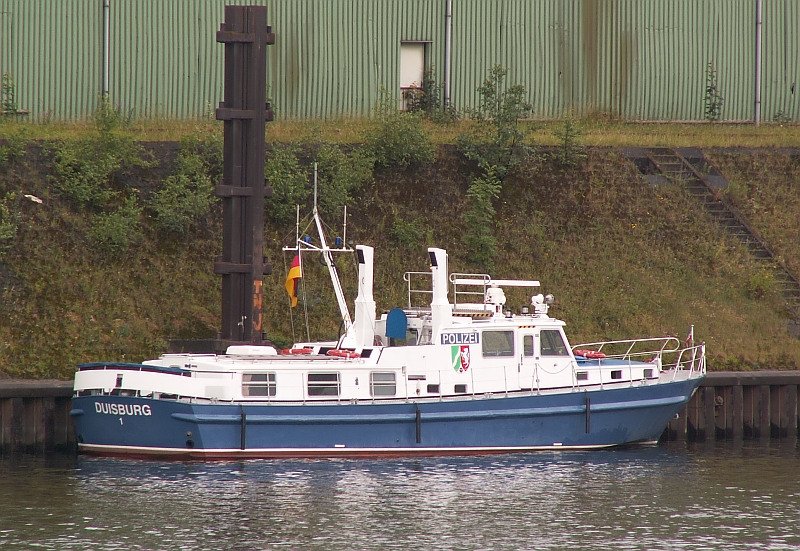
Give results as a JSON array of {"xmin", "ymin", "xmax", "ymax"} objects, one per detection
[
  {"xmin": 326, "ymin": 349, "xmax": 360, "ymax": 359},
  {"xmin": 280, "ymin": 347, "xmax": 313, "ymax": 355},
  {"xmin": 574, "ymin": 349, "xmax": 606, "ymax": 359}
]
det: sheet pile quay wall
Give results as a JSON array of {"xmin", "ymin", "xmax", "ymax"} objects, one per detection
[
  {"xmin": 1, "ymin": 373, "xmax": 799, "ymax": 453},
  {"xmin": 0, "ymin": 0, "xmax": 797, "ymax": 122}
]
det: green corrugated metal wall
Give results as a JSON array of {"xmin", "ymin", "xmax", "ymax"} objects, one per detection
[{"xmin": 0, "ymin": 0, "xmax": 797, "ymax": 121}]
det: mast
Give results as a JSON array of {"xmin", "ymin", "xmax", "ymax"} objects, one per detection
[{"xmin": 284, "ymin": 164, "xmax": 354, "ymax": 342}]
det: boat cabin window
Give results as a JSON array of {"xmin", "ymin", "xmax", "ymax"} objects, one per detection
[
  {"xmin": 540, "ymin": 330, "xmax": 569, "ymax": 356},
  {"xmin": 242, "ymin": 373, "xmax": 276, "ymax": 397},
  {"xmin": 523, "ymin": 335, "xmax": 534, "ymax": 357},
  {"xmin": 482, "ymin": 330, "xmax": 514, "ymax": 357},
  {"xmin": 307, "ymin": 373, "xmax": 340, "ymax": 397},
  {"xmin": 370, "ymin": 372, "xmax": 396, "ymax": 397}
]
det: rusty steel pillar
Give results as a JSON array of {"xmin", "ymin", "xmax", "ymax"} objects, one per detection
[{"xmin": 214, "ymin": 6, "xmax": 275, "ymax": 346}]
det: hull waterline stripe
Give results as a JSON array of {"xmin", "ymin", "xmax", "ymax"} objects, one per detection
[
  {"xmin": 169, "ymin": 395, "xmax": 688, "ymax": 425},
  {"xmin": 77, "ymin": 442, "xmax": 620, "ymax": 458}
]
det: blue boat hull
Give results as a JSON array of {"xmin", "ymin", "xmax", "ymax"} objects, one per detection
[{"xmin": 71, "ymin": 377, "xmax": 701, "ymax": 459}]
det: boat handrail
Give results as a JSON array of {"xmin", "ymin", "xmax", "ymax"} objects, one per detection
[
  {"xmin": 572, "ymin": 336, "xmax": 681, "ymax": 361},
  {"xmin": 450, "ymin": 273, "xmax": 541, "ymax": 310},
  {"xmin": 403, "ymin": 271, "xmax": 433, "ymax": 309},
  {"xmin": 670, "ymin": 343, "xmax": 707, "ymax": 379}
]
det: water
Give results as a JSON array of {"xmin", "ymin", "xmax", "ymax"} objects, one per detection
[{"xmin": 1, "ymin": 442, "xmax": 798, "ymax": 550}]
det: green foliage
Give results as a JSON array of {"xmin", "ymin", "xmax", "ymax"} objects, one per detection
[
  {"xmin": 404, "ymin": 69, "xmax": 458, "ymax": 123},
  {"xmin": 50, "ymin": 99, "xmax": 149, "ymax": 208},
  {"xmin": 0, "ymin": 128, "xmax": 29, "ymax": 169},
  {"xmin": 151, "ymin": 139, "xmax": 215, "ymax": 235},
  {"xmin": 458, "ymin": 66, "xmax": 533, "ymax": 267},
  {"xmin": 265, "ymin": 144, "xmax": 310, "ymax": 224},
  {"xmin": 1, "ymin": 73, "xmax": 19, "ymax": 115},
  {"xmin": 463, "ymin": 166, "xmax": 502, "ymax": 269},
  {"xmin": 88, "ymin": 195, "xmax": 142, "ymax": 256},
  {"xmin": 367, "ymin": 107, "xmax": 435, "ymax": 170},
  {"xmin": 704, "ymin": 62, "xmax": 724, "ymax": 122},
  {"xmin": 554, "ymin": 118, "xmax": 587, "ymax": 168},
  {"xmin": 459, "ymin": 65, "xmax": 533, "ymax": 179},
  {"xmin": 389, "ymin": 214, "xmax": 433, "ymax": 248},
  {"xmin": 186, "ymin": 130, "xmax": 224, "ymax": 183},
  {"xmin": 773, "ymin": 110, "xmax": 792, "ymax": 124},
  {"xmin": 0, "ymin": 193, "xmax": 18, "ymax": 255},
  {"xmin": 315, "ymin": 144, "xmax": 374, "ymax": 216},
  {"xmin": 745, "ymin": 268, "xmax": 775, "ymax": 299}
]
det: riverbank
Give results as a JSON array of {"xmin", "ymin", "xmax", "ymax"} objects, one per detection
[{"xmin": 2, "ymin": 126, "xmax": 800, "ymax": 376}]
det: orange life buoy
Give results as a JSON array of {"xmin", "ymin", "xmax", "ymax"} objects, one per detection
[
  {"xmin": 574, "ymin": 349, "xmax": 606, "ymax": 359},
  {"xmin": 281, "ymin": 347, "xmax": 313, "ymax": 355},
  {"xmin": 326, "ymin": 349, "xmax": 360, "ymax": 359}
]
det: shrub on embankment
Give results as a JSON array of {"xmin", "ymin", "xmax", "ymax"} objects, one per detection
[{"xmin": 1, "ymin": 124, "xmax": 800, "ymax": 378}]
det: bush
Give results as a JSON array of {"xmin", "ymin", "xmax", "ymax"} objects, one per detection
[
  {"xmin": 151, "ymin": 144, "xmax": 214, "ymax": 235},
  {"xmin": 745, "ymin": 268, "xmax": 775, "ymax": 299},
  {"xmin": 315, "ymin": 144, "xmax": 374, "ymax": 216},
  {"xmin": 367, "ymin": 111, "xmax": 434, "ymax": 170},
  {"xmin": 704, "ymin": 62, "xmax": 724, "ymax": 122},
  {"xmin": 265, "ymin": 144, "xmax": 309, "ymax": 223},
  {"xmin": 404, "ymin": 68, "xmax": 458, "ymax": 123},
  {"xmin": 50, "ymin": 97, "xmax": 148, "ymax": 209},
  {"xmin": 463, "ymin": 166, "xmax": 502, "ymax": 269},
  {"xmin": 88, "ymin": 196, "xmax": 142, "ymax": 256},
  {"xmin": 554, "ymin": 118, "xmax": 587, "ymax": 169},
  {"xmin": 0, "ymin": 193, "xmax": 18, "ymax": 255},
  {"xmin": 390, "ymin": 215, "xmax": 432, "ymax": 248},
  {"xmin": 0, "ymin": 128, "xmax": 29, "ymax": 169},
  {"xmin": 1, "ymin": 73, "xmax": 19, "ymax": 115},
  {"xmin": 186, "ymin": 131, "xmax": 224, "ymax": 183},
  {"xmin": 459, "ymin": 65, "xmax": 533, "ymax": 180}
]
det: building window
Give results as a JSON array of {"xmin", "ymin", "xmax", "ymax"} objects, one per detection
[
  {"xmin": 370, "ymin": 372, "xmax": 396, "ymax": 397},
  {"xmin": 308, "ymin": 373, "xmax": 340, "ymax": 397},
  {"xmin": 242, "ymin": 373, "xmax": 276, "ymax": 397},
  {"xmin": 399, "ymin": 41, "xmax": 427, "ymax": 111},
  {"xmin": 482, "ymin": 330, "xmax": 514, "ymax": 357},
  {"xmin": 540, "ymin": 330, "xmax": 569, "ymax": 356}
]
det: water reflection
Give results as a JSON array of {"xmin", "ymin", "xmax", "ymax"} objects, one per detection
[{"xmin": 1, "ymin": 442, "xmax": 798, "ymax": 550}]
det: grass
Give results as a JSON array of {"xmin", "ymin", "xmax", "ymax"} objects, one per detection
[
  {"xmin": 1, "ymin": 120, "xmax": 800, "ymax": 378},
  {"xmin": 2, "ymin": 116, "xmax": 800, "ymax": 148},
  {"xmin": 706, "ymin": 151, "xmax": 800, "ymax": 277}
]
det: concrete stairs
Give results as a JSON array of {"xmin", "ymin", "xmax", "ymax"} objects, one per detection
[{"xmin": 624, "ymin": 147, "xmax": 800, "ymax": 336}]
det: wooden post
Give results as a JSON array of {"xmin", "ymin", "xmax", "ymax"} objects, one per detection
[
  {"xmin": 214, "ymin": 5, "xmax": 275, "ymax": 346},
  {"xmin": 742, "ymin": 385, "xmax": 755, "ymax": 438},
  {"xmin": 731, "ymin": 384, "xmax": 744, "ymax": 441},
  {"xmin": 703, "ymin": 386, "xmax": 716, "ymax": 441},
  {"xmin": 770, "ymin": 385, "xmax": 782, "ymax": 438},
  {"xmin": 686, "ymin": 389, "xmax": 701, "ymax": 440},
  {"xmin": 757, "ymin": 384, "xmax": 771, "ymax": 440},
  {"xmin": 721, "ymin": 386, "xmax": 734, "ymax": 439},
  {"xmin": 781, "ymin": 385, "xmax": 798, "ymax": 444}
]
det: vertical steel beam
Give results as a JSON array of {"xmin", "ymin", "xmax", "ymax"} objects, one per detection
[{"xmin": 214, "ymin": 6, "xmax": 274, "ymax": 345}]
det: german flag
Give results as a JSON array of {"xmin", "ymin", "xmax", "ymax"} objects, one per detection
[{"xmin": 285, "ymin": 255, "xmax": 302, "ymax": 307}]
